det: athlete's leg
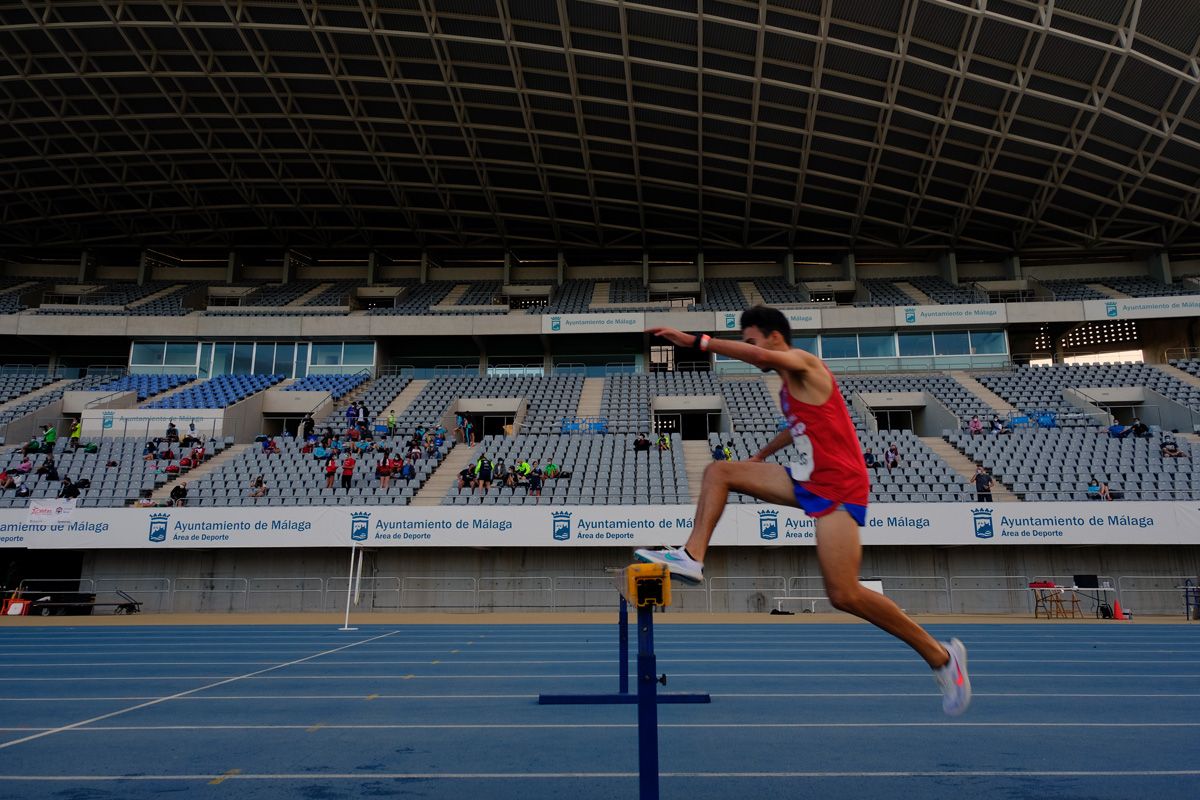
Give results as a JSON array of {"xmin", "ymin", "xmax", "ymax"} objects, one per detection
[
  {"xmin": 813, "ymin": 509, "xmax": 949, "ymax": 668},
  {"xmin": 682, "ymin": 461, "xmax": 797, "ymax": 562}
]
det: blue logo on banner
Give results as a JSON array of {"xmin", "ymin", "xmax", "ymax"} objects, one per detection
[
  {"xmin": 148, "ymin": 513, "xmax": 169, "ymax": 543},
  {"xmin": 971, "ymin": 508, "xmax": 994, "ymax": 539},
  {"xmin": 550, "ymin": 316, "xmax": 562, "ymax": 332},
  {"xmin": 724, "ymin": 312, "xmax": 737, "ymax": 329},
  {"xmin": 758, "ymin": 509, "xmax": 779, "ymax": 541},
  {"xmin": 552, "ymin": 511, "xmax": 572, "ymax": 541},
  {"xmin": 904, "ymin": 307, "xmax": 917, "ymax": 324},
  {"xmin": 350, "ymin": 512, "xmax": 370, "ymax": 542},
  {"xmin": 1105, "ymin": 301, "xmax": 1118, "ymax": 318},
  {"xmin": 102, "ymin": 411, "xmax": 114, "ymax": 430}
]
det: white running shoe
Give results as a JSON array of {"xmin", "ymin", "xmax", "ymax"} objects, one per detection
[
  {"xmin": 633, "ymin": 546, "xmax": 704, "ymax": 583},
  {"xmin": 933, "ymin": 638, "xmax": 972, "ymax": 716}
]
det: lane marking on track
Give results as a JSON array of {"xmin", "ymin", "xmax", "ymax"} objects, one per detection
[
  {"xmin": 208, "ymin": 769, "xmax": 241, "ymax": 785},
  {"xmin": 2, "ymin": 769, "xmax": 1200, "ymax": 782},
  {"xmin": 305, "ymin": 723, "xmax": 324, "ymax": 733},
  {"xmin": 0, "ymin": 631, "xmax": 398, "ymax": 752},
  {"xmin": 6, "ymin": 691, "xmax": 1200, "ymax": 702}
]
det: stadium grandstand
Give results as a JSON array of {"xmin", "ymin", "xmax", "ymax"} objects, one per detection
[{"xmin": 0, "ymin": 0, "xmax": 1196, "ymax": 621}]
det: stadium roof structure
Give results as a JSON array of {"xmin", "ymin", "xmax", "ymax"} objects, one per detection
[{"xmin": 3, "ymin": 0, "xmax": 1200, "ymax": 260}]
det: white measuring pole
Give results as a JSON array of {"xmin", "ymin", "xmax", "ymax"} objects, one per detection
[{"xmin": 339, "ymin": 545, "xmax": 358, "ymax": 631}]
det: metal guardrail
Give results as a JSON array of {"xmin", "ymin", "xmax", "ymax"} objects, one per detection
[
  {"xmin": 948, "ymin": 574, "xmax": 1033, "ymax": 613},
  {"xmin": 707, "ymin": 575, "xmax": 787, "ymax": 613},
  {"xmin": 1116, "ymin": 575, "xmax": 1198, "ymax": 616},
  {"xmin": 476, "ymin": 576, "xmax": 554, "ymax": 610}
]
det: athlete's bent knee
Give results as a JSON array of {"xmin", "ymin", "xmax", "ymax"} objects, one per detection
[
  {"xmin": 827, "ymin": 584, "xmax": 864, "ymax": 615},
  {"xmin": 702, "ymin": 461, "xmax": 732, "ymax": 485}
]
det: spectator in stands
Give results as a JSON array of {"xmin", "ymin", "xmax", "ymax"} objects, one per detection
[
  {"xmin": 407, "ymin": 440, "xmax": 423, "ymax": 462},
  {"xmin": 376, "ymin": 454, "xmax": 393, "ymax": 489},
  {"xmin": 69, "ymin": 420, "xmax": 82, "ymax": 450},
  {"xmin": 40, "ymin": 424, "xmax": 56, "ymax": 452},
  {"xmin": 190, "ymin": 444, "xmax": 206, "ymax": 464},
  {"xmin": 16, "ymin": 456, "xmax": 32, "ymax": 474},
  {"xmin": 387, "ymin": 410, "xmax": 397, "ymax": 437},
  {"xmin": 989, "ymin": 415, "xmax": 1010, "ymax": 436},
  {"xmin": 1086, "ymin": 477, "xmax": 1101, "ymax": 500},
  {"xmin": 435, "ymin": 424, "xmax": 447, "ymax": 440},
  {"xmin": 325, "ymin": 455, "xmax": 338, "ymax": 489},
  {"xmin": 474, "ymin": 454, "xmax": 493, "ymax": 494},
  {"xmin": 58, "ymin": 477, "xmax": 80, "ymax": 500},
  {"xmin": 464, "ymin": 418, "xmax": 475, "ymax": 446},
  {"xmin": 457, "ymin": 465, "xmax": 475, "ymax": 492},
  {"xmin": 970, "ymin": 466, "xmax": 993, "ymax": 502},
  {"xmin": 968, "ymin": 415, "xmax": 983, "ymax": 436},
  {"xmin": 36, "ymin": 456, "xmax": 58, "ymax": 482},
  {"xmin": 399, "ymin": 460, "xmax": 415, "ymax": 481},
  {"xmin": 544, "ymin": 461, "xmax": 561, "ymax": 480},
  {"xmin": 528, "ymin": 460, "xmax": 544, "ymax": 497},
  {"xmin": 515, "ymin": 459, "xmax": 532, "ymax": 482},
  {"xmin": 863, "ymin": 448, "xmax": 877, "ymax": 469},
  {"xmin": 454, "ymin": 414, "xmax": 465, "ymax": 443},
  {"xmin": 493, "ymin": 460, "xmax": 510, "ymax": 488},
  {"xmin": 1098, "ymin": 481, "xmax": 1113, "ymax": 501},
  {"xmin": 248, "ymin": 475, "xmax": 268, "ymax": 498},
  {"xmin": 262, "ymin": 438, "xmax": 280, "ymax": 456},
  {"xmin": 20, "ymin": 436, "xmax": 39, "ymax": 456},
  {"xmin": 711, "ymin": 441, "xmax": 726, "ymax": 461},
  {"xmin": 0, "ymin": 470, "xmax": 15, "ymax": 491},
  {"xmin": 340, "ymin": 454, "xmax": 356, "ymax": 490},
  {"xmin": 142, "ymin": 441, "xmax": 157, "ymax": 461},
  {"xmin": 170, "ymin": 481, "xmax": 188, "ymax": 507},
  {"xmin": 656, "ymin": 433, "xmax": 671, "ymax": 451},
  {"xmin": 1161, "ymin": 431, "xmax": 1185, "ymax": 458},
  {"xmin": 165, "ymin": 421, "xmax": 178, "ymax": 442},
  {"xmin": 1130, "ymin": 417, "xmax": 1151, "ymax": 439},
  {"xmin": 356, "ymin": 404, "xmax": 367, "ymax": 426},
  {"xmin": 633, "ymin": 433, "xmax": 651, "ymax": 452},
  {"xmin": 302, "ymin": 414, "xmax": 315, "ymax": 440},
  {"xmin": 1107, "ymin": 421, "xmax": 1131, "ymax": 439},
  {"xmin": 884, "ymin": 443, "xmax": 900, "ymax": 472}
]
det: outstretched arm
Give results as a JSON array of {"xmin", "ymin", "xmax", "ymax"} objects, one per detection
[
  {"xmin": 647, "ymin": 327, "xmax": 813, "ymax": 374},
  {"xmin": 750, "ymin": 429, "xmax": 792, "ymax": 462}
]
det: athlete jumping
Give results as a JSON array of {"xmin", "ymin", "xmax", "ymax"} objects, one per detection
[{"xmin": 635, "ymin": 306, "xmax": 971, "ymax": 716}]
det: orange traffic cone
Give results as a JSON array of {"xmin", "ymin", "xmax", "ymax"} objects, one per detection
[{"xmin": 1112, "ymin": 598, "xmax": 1127, "ymax": 620}]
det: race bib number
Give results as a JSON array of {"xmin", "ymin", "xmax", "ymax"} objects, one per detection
[{"xmin": 788, "ymin": 433, "xmax": 814, "ymax": 482}]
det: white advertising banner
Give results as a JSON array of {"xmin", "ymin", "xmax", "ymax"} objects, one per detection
[
  {"xmin": 542, "ymin": 313, "xmax": 645, "ymax": 334},
  {"xmin": 1082, "ymin": 296, "xmax": 1200, "ymax": 321},
  {"xmin": 26, "ymin": 500, "xmax": 75, "ymax": 523},
  {"xmin": 0, "ymin": 502, "xmax": 1194, "ymax": 550},
  {"xmin": 716, "ymin": 309, "xmax": 822, "ymax": 331},
  {"xmin": 896, "ymin": 304, "xmax": 1007, "ymax": 326}
]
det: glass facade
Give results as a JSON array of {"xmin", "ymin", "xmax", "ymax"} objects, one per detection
[{"xmin": 129, "ymin": 341, "xmax": 375, "ymax": 378}]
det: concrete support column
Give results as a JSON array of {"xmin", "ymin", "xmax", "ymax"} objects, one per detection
[
  {"xmin": 641, "ymin": 252, "xmax": 649, "ymax": 287},
  {"xmin": 137, "ymin": 251, "xmax": 150, "ymax": 285},
  {"xmin": 696, "ymin": 251, "xmax": 705, "ymax": 283},
  {"xmin": 1003, "ymin": 255, "xmax": 1022, "ymax": 280},
  {"xmin": 225, "ymin": 252, "xmax": 240, "ymax": 285},
  {"xmin": 784, "ymin": 252, "xmax": 796, "ymax": 285},
  {"xmin": 938, "ymin": 251, "xmax": 958, "ymax": 284},
  {"xmin": 841, "ymin": 253, "xmax": 856, "ymax": 282},
  {"xmin": 77, "ymin": 251, "xmax": 93, "ymax": 283},
  {"xmin": 1147, "ymin": 251, "xmax": 1172, "ymax": 285},
  {"xmin": 503, "ymin": 252, "xmax": 512, "ymax": 285},
  {"xmin": 281, "ymin": 252, "xmax": 294, "ymax": 284},
  {"xmin": 556, "ymin": 252, "xmax": 565, "ymax": 286},
  {"xmin": 420, "ymin": 251, "xmax": 429, "ymax": 284},
  {"xmin": 366, "ymin": 252, "xmax": 378, "ymax": 286}
]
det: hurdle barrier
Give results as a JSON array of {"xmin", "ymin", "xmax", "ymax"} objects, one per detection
[{"xmin": 539, "ymin": 563, "xmax": 711, "ymax": 800}]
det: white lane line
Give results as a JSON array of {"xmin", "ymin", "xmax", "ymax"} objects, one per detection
[
  {"xmin": 2, "ymin": 671, "xmax": 1197, "ymax": 682},
  {"xmin": 0, "ymin": 770, "xmax": 1198, "ymax": 781},
  {"xmin": 2, "ymin": 657, "xmax": 1195, "ymax": 668},
  {"xmin": 2, "ymin": 721, "xmax": 1198, "ymax": 733},
  {"xmin": 4, "ymin": 691, "xmax": 1200, "ymax": 702},
  {"xmin": 0, "ymin": 631, "xmax": 398, "ymax": 752}
]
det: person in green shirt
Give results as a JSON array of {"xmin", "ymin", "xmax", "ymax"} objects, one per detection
[
  {"xmin": 387, "ymin": 410, "xmax": 397, "ymax": 437},
  {"xmin": 544, "ymin": 461, "xmax": 559, "ymax": 479},
  {"xmin": 41, "ymin": 425, "xmax": 57, "ymax": 452},
  {"xmin": 69, "ymin": 421, "xmax": 81, "ymax": 450}
]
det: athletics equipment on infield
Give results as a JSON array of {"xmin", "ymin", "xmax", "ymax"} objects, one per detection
[{"xmin": 539, "ymin": 563, "xmax": 711, "ymax": 800}]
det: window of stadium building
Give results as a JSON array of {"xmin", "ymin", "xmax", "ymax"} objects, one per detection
[{"xmin": 130, "ymin": 341, "xmax": 371, "ymax": 378}]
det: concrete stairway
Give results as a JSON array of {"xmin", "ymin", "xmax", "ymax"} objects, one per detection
[
  {"xmin": 950, "ymin": 371, "xmax": 1016, "ymax": 414},
  {"xmin": 576, "ymin": 377, "xmax": 603, "ymax": 418},
  {"xmin": 681, "ymin": 440, "xmax": 712, "ymax": 502},
  {"xmin": 410, "ymin": 444, "xmax": 477, "ymax": 506},
  {"xmin": 894, "ymin": 282, "xmax": 934, "ymax": 304},
  {"xmin": 1156, "ymin": 362, "xmax": 1200, "ymax": 391},
  {"xmin": 590, "ymin": 282, "xmax": 610, "ymax": 306},
  {"xmin": 433, "ymin": 284, "xmax": 469, "ymax": 308},
  {"xmin": 286, "ymin": 283, "xmax": 334, "ymax": 306},
  {"xmin": 127, "ymin": 284, "xmax": 186, "ymax": 309},
  {"xmin": 922, "ymin": 436, "xmax": 1019, "ymax": 501},
  {"xmin": 738, "ymin": 281, "xmax": 763, "ymax": 306},
  {"xmin": 0, "ymin": 378, "xmax": 73, "ymax": 415},
  {"xmin": 375, "ymin": 379, "xmax": 428, "ymax": 425},
  {"xmin": 146, "ymin": 443, "xmax": 252, "ymax": 503}
]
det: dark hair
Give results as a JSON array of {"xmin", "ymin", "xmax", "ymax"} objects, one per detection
[{"xmin": 739, "ymin": 305, "xmax": 791, "ymax": 343}]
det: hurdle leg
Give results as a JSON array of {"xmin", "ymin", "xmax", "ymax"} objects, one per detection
[
  {"xmin": 637, "ymin": 602, "xmax": 659, "ymax": 800},
  {"xmin": 619, "ymin": 594, "xmax": 629, "ymax": 695}
]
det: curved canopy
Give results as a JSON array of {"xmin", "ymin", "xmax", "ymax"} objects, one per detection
[{"xmin": 2, "ymin": 0, "xmax": 1200, "ymax": 258}]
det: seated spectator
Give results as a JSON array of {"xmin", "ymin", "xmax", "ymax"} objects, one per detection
[
  {"xmin": 190, "ymin": 444, "xmax": 206, "ymax": 463},
  {"xmin": 248, "ymin": 475, "xmax": 268, "ymax": 497},
  {"xmin": 21, "ymin": 437, "xmax": 40, "ymax": 456},
  {"xmin": 884, "ymin": 443, "xmax": 900, "ymax": 472},
  {"xmin": 165, "ymin": 421, "xmax": 179, "ymax": 442},
  {"xmin": 968, "ymin": 415, "xmax": 983, "ymax": 436},
  {"xmin": 527, "ymin": 460, "xmax": 544, "ymax": 497},
  {"xmin": 657, "ymin": 433, "xmax": 671, "ymax": 451},
  {"xmin": 1086, "ymin": 477, "xmax": 1101, "ymax": 499},
  {"xmin": 347, "ymin": 426, "xmax": 361, "ymax": 442},
  {"xmin": 38, "ymin": 457, "xmax": 59, "ymax": 482},
  {"xmin": 16, "ymin": 456, "xmax": 33, "ymax": 474},
  {"xmin": 0, "ymin": 470, "xmax": 15, "ymax": 490},
  {"xmin": 633, "ymin": 433, "xmax": 651, "ymax": 452},
  {"xmin": 863, "ymin": 448, "xmax": 877, "ymax": 468},
  {"xmin": 457, "ymin": 465, "xmax": 475, "ymax": 491},
  {"xmin": 1130, "ymin": 418, "xmax": 1151, "ymax": 439},
  {"xmin": 1161, "ymin": 433, "xmax": 1185, "ymax": 458},
  {"xmin": 58, "ymin": 477, "xmax": 80, "ymax": 500},
  {"xmin": 1098, "ymin": 481, "xmax": 1113, "ymax": 501},
  {"xmin": 493, "ymin": 460, "xmax": 509, "ymax": 487},
  {"xmin": 399, "ymin": 461, "xmax": 415, "ymax": 481},
  {"xmin": 407, "ymin": 443, "xmax": 423, "ymax": 462},
  {"xmin": 170, "ymin": 481, "xmax": 188, "ymax": 507},
  {"xmin": 313, "ymin": 444, "xmax": 329, "ymax": 461},
  {"xmin": 143, "ymin": 441, "xmax": 158, "ymax": 461},
  {"xmin": 1107, "ymin": 422, "xmax": 1131, "ymax": 439},
  {"xmin": 544, "ymin": 461, "xmax": 560, "ymax": 480},
  {"xmin": 261, "ymin": 438, "xmax": 280, "ymax": 456},
  {"xmin": 990, "ymin": 415, "xmax": 1010, "ymax": 435}
]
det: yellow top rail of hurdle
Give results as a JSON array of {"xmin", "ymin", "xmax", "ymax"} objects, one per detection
[{"xmin": 613, "ymin": 563, "xmax": 672, "ymax": 608}]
